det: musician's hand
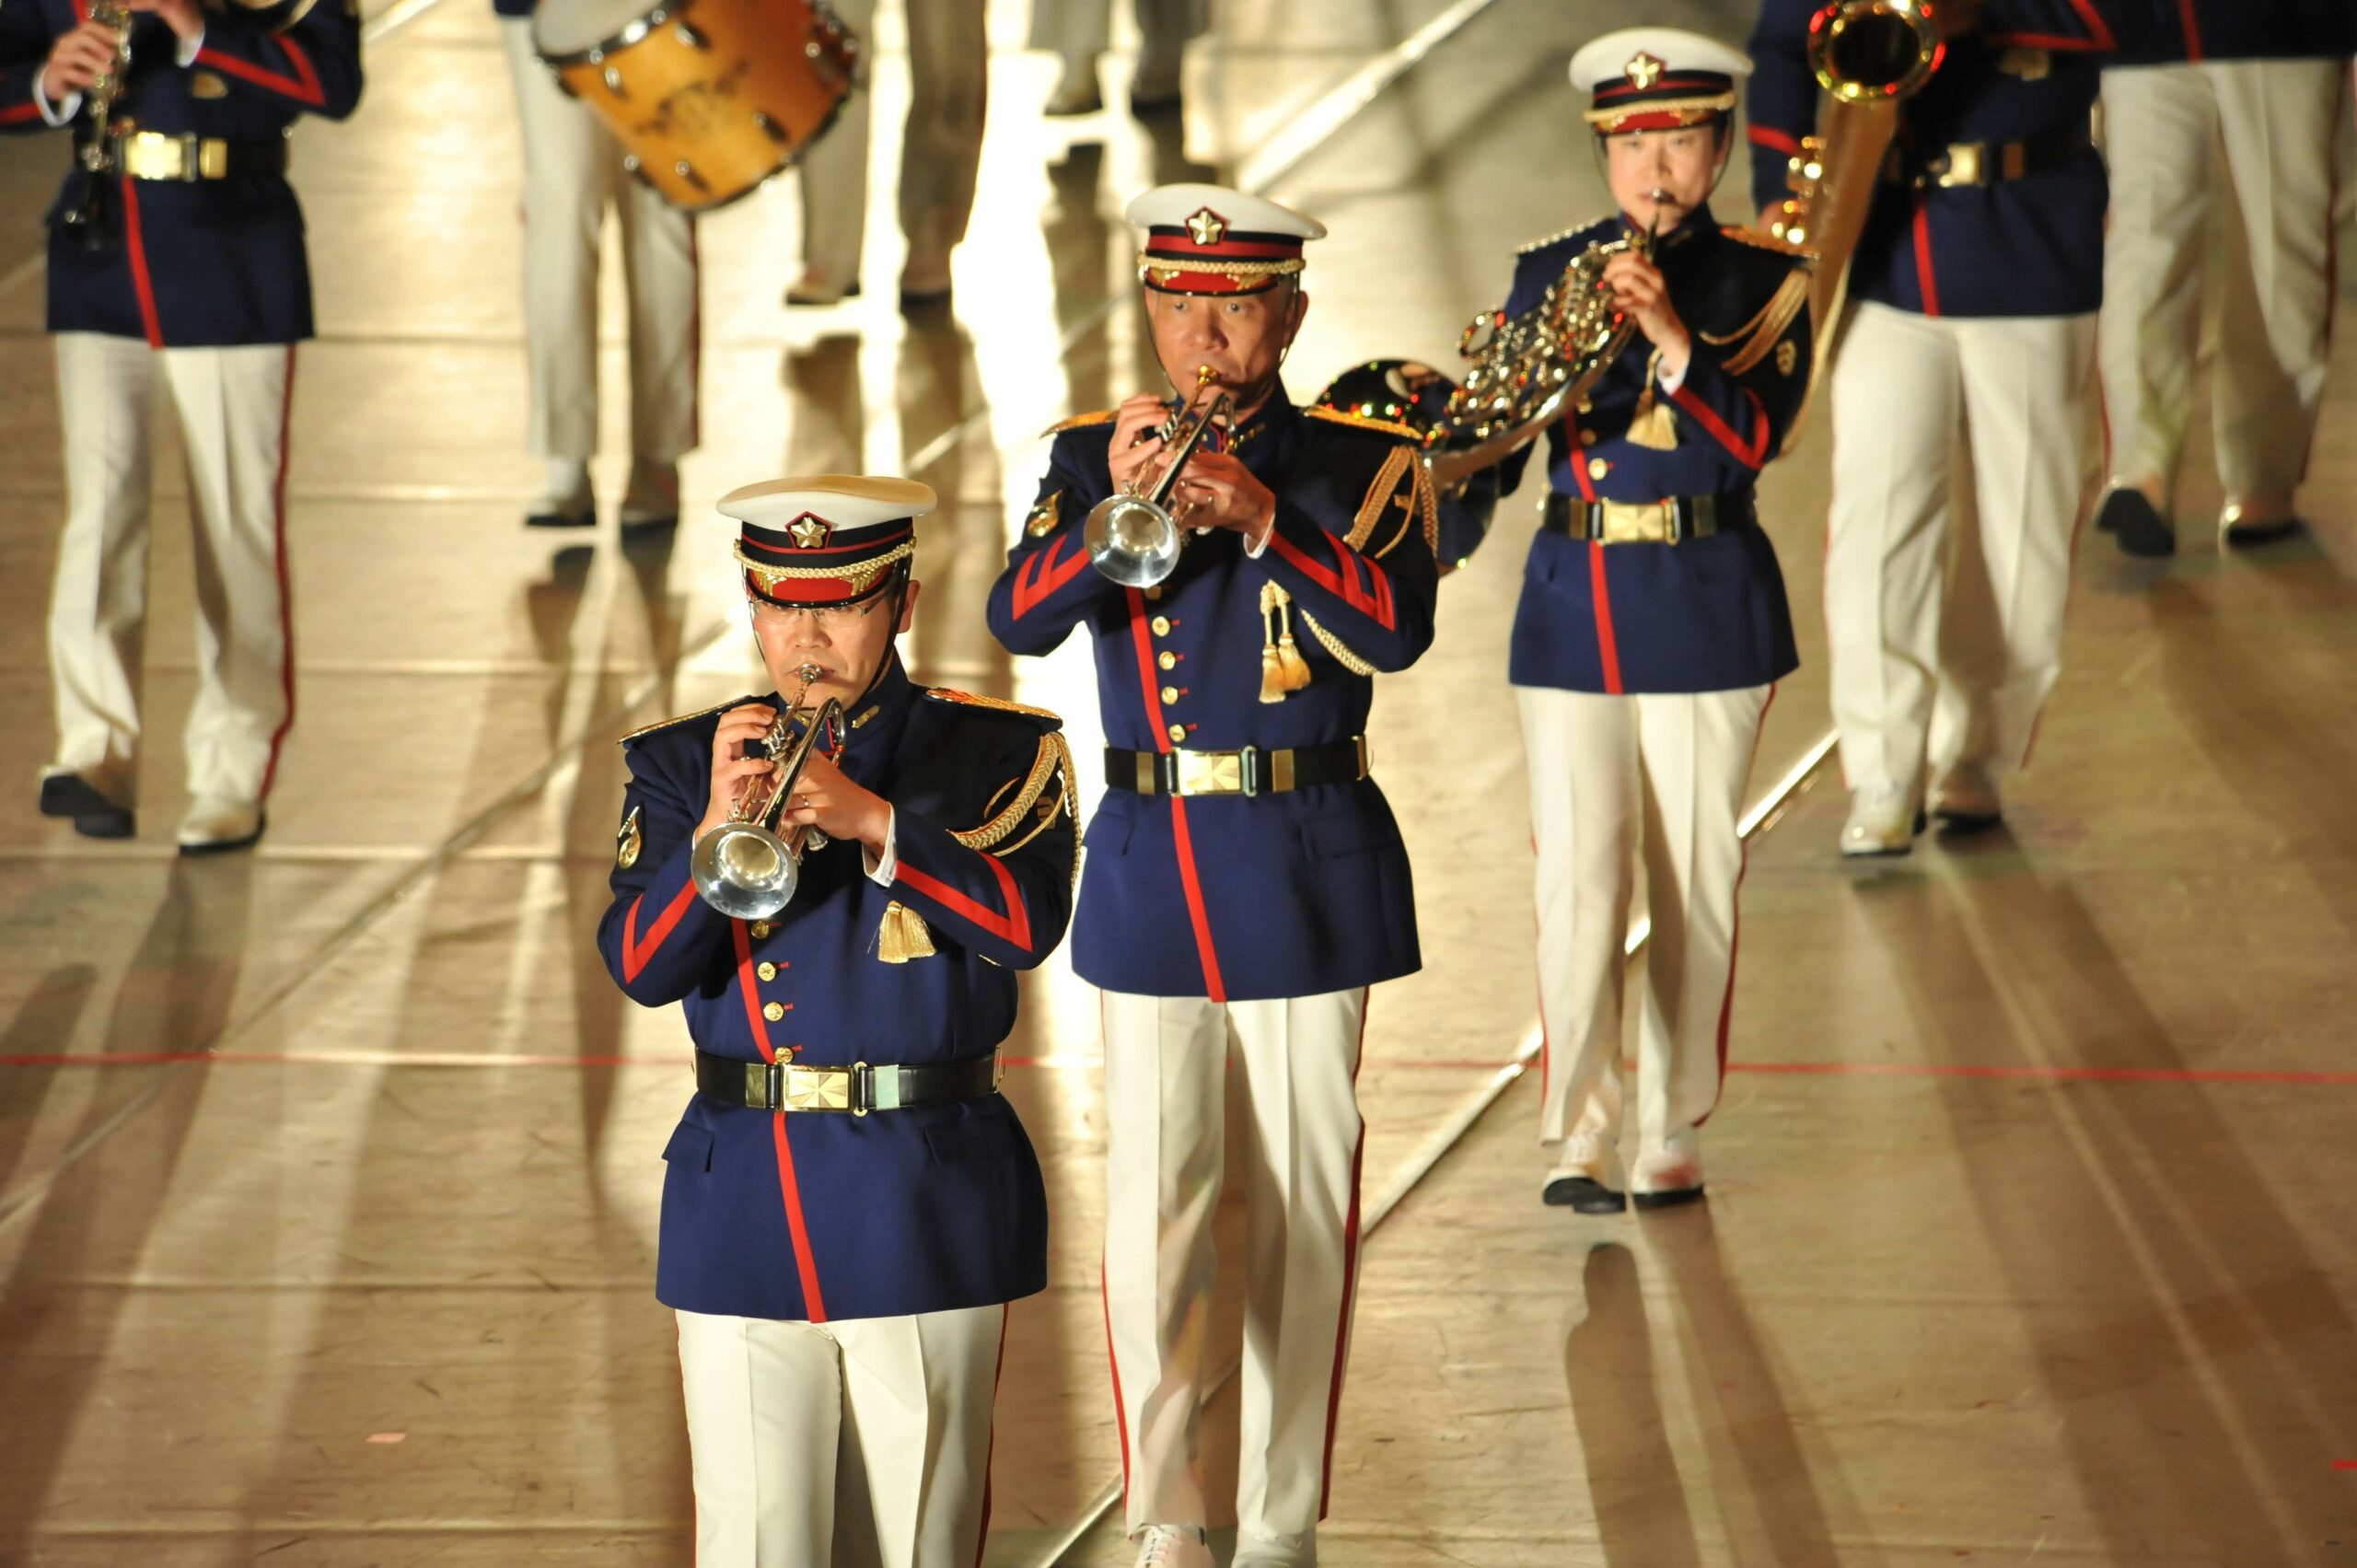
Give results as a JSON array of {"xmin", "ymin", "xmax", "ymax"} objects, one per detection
[
  {"xmin": 1106, "ymin": 393, "xmax": 1176, "ymax": 494},
  {"xmin": 1602, "ymin": 252, "xmax": 1691, "ymax": 379},
  {"xmin": 773, "ymin": 750, "xmax": 891, "ymax": 856},
  {"xmin": 41, "ymin": 21, "xmax": 118, "ymax": 100},
  {"xmin": 696, "ymin": 703, "xmax": 779, "ymax": 842},
  {"xmin": 1167, "ymin": 449, "xmax": 1277, "ymax": 542},
  {"xmin": 125, "ymin": 0, "xmax": 203, "ymax": 40}
]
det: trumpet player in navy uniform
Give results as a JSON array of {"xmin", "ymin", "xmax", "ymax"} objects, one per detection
[
  {"xmin": 597, "ymin": 476, "xmax": 1077, "ymax": 1566},
  {"xmin": 1749, "ymin": 0, "xmax": 2108, "ymax": 854},
  {"xmin": 2093, "ymin": 1, "xmax": 2353, "ymax": 557},
  {"xmin": 4, "ymin": 0, "xmax": 361, "ymax": 850},
  {"xmin": 497, "ymin": 0, "xmax": 698, "ymax": 531},
  {"xmin": 1455, "ymin": 31, "xmax": 1810, "ymax": 1213},
  {"xmin": 986, "ymin": 185, "xmax": 1439, "ymax": 1568}
]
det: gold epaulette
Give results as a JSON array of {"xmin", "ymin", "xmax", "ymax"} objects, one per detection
[
  {"xmin": 1516, "ymin": 222, "xmax": 1603, "ymax": 255},
  {"xmin": 950, "ymin": 732, "xmax": 1079, "ymax": 875},
  {"xmin": 618, "ymin": 698, "xmax": 740, "ymax": 747},
  {"xmin": 1343, "ymin": 444, "xmax": 1440, "ymax": 560},
  {"xmin": 1720, "ymin": 225, "xmax": 1817, "ymax": 264},
  {"xmin": 924, "ymin": 688, "xmax": 1064, "ymax": 725},
  {"xmin": 1700, "ymin": 267, "xmax": 1814, "ymax": 377},
  {"xmin": 1304, "ymin": 405, "xmax": 1422, "ymax": 443},
  {"xmin": 1039, "ymin": 410, "xmax": 1118, "ymax": 437}
]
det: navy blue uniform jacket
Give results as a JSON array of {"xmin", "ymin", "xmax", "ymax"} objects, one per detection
[
  {"xmin": 0, "ymin": 0, "xmax": 363, "ymax": 345},
  {"xmin": 598, "ymin": 662, "xmax": 1077, "ymax": 1323},
  {"xmin": 1479, "ymin": 208, "xmax": 1811, "ymax": 696},
  {"xmin": 987, "ymin": 388, "xmax": 1439, "ymax": 1004}
]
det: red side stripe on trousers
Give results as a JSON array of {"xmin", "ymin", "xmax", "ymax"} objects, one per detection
[
  {"xmin": 258, "ymin": 346, "xmax": 297, "ymax": 799},
  {"xmin": 1317, "ymin": 990, "xmax": 1373, "ymax": 1516}
]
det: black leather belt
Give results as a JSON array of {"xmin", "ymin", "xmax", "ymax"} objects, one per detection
[
  {"xmin": 1105, "ymin": 738, "xmax": 1368, "ymax": 797},
  {"xmin": 1542, "ymin": 491, "xmax": 1755, "ymax": 544},
  {"xmin": 694, "ymin": 1048, "xmax": 999, "ymax": 1114},
  {"xmin": 1885, "ymin": 123, "xmax": 2091, "ymax": 189},
  {"xmin": 98, "ymin": 130, "xmax": 291, "ymax": 181}
]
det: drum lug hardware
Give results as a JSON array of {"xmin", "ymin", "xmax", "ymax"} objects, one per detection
[
  {"xmin": 673, "ymin": 20, "xmax": 704, "ymax": 47},
  {"xmin": 804, "ymin": 39, "xmax": 821, "ymax": 58},
  {"xmin": 675, "ymin": 160, "xmax": 708, "ymax": 192},
  {"xmin": 602, "ymin": 64, "xmax": 626, "ymax": 95},
  {"xmin": 752, "ymin": 110, "xmax": 788, "ymax": 145}
]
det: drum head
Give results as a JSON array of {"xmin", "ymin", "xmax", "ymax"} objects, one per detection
[{"xmin": 533, "ymin": 0, "xmax": 671, "ymax": 60}]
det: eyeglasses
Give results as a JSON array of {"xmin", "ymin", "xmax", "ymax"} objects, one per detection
[{"xmin": 749, "ymin": 589, "xmax": 892, "ymax": 633}]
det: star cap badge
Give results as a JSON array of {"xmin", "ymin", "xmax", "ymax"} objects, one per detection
[
  {"xmin": 1624, "ymin": 52, "xmax": 1666, "ymax": 90},
  {"xmin": 787, "ymin": 514, "xmax": 831, "ymax": 549},
  {"xmin": 1185, "ymin": 207, "xmax": 1227, "ymax": 247}
]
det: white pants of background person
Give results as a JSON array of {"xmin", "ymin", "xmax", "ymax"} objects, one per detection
[
  {"xmin": 1825, "ymin": 303, "xmax": 2097, "ymax": 811},
  {"xmin": 1516, "ymin": 684, "xmax": 1770, "ymax": 1191},
  {"xmin": 2098, "ymin": 58, "xmax": 2349, "ymax": 522},
  {"xmin": 676, "ymin": 1303, "xmax": 1004, "ymax": 1567},
  {"xmin": 1028, "ymin": 0, "xmax": 1202, "ymax": 111},
  {"xmin": 47, "ymin": 334, "xmax": 296, "ymax": 827},
  {"xmin": 794, "ymin": 0, "xmax": 988, "ymax": 303},
  {"xmin": 502, "ymin": 17, "xmax": 699, "ymax": 514},
  {"xmin": 1099, "ymin": 987, "xmax": 1366, "ymax": 1556}
]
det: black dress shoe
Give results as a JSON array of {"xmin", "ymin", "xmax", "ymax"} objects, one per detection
[
  {"xmin": 1632, "ymin": 1185, "xmax": 1706, "ymax": 1211},
  {"xmin": 39, "ymin": 773, "xmax": 134, "ymax": 839},
  {"xmin": 2219, "ymin": 505, "xmax": 2301, "ymax": 548},
  {"xmin": 2096, "ymin": 487, "xmax": 2174, "ymax": 558},
  {"xmin": 1542, "ymin": 1175, "xmax": 1627, "ymax": 1214},
  {"xmin": 526, "ymin": 506, "xmax": 597, "ymax": 529}
]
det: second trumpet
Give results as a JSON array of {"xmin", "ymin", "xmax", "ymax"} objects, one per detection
[{"xmin": 1085, "ymin": 367, "xmax": 1235, "ymax": 588}]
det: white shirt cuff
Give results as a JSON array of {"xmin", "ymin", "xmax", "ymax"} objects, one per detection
[
  {"xmin": 863, "ymin": 807, "xmax": 898, "ymax": 886},
  {"xmin": 1655, "ymin": 354, "xmax": 1689, "ymax": 396},
  {"xmin": 177, "ymin": 29, "xmax": 206, "ymax": 65},
  {"xmin": 34, "ymin": 74, "xmax": 80, "ymax": 125},
  {"xmin": 1242, "ymin": 508, "xmax": 1275, "ymax": 558}
]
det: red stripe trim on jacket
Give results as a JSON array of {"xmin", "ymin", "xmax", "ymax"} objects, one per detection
[
  {"xmin": 1911, "ymin": 202, "xmax": 1941, "ymax": 317},
  {"xmin": 1562, "ymin": 416, "xmax": 1598, "ymax": 501},
  {"xmin": 1010, "ymin": 535, "xmax": 1092, "ymax": 618},
  {"xmin": 895, "ymin": 854, "xmax": 1032, "ymax": 953},
  {"xmin": 120, "ymin": 181, "xmax": 163, "ymax": 347},
  {"xmin": 1588, "ymin": 541, "xmax": 1624, "ymax": 695},
  {"xmin": 1124, "ymin": 587, "xmax": 1174, "ymax": 751},
  {"xmin": 196, "ymin": 39, "xmax": 324, "ymax": 106},
  {"xmin": 1747, "ymin": 123, "xmax": 1802, "ymax": 156},
  {"xmin": 1167, "ymin": 795, "xmax": 1226, "ymax": 1004},
  {"xmin": 733, "ymin": 920, "xmax": 827, "ymax": 1320},
  {"xmin": 258, "ymin": 347, "xmax": 297, "ymax": 798},
  {"xmin": 1264, "ymin": 524, "xmax": 1399, "ymax": 631},
  {"xmin": 0, "ymin": 101, "xmax": 42, "ymax": 125},
  {"xmin": 620, "ymin": 879, "xmax": 699, "ymax": 982},
  {"xmin": 1666, "ymin": 383, "xmax": 1771, "ymax": 469}
]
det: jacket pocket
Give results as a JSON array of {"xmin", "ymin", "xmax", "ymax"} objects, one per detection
[
  {"xmin": 661, "ymin": 1122, "xmax": 715, "ymax": 1172},
  {"xmin": 1083, "ymin": 802, "xmax": 1133, "ymax": 857},
  {"xmin": 1299, "ymin": 812, "xmax": 1396, "ymax": 861},
  {"xmin": 924, "ymin": 1105, "xmax": 1019, "ymax": 1166}
]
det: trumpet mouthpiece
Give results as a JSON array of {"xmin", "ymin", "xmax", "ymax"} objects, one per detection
[
  {"xmin": 1194, "ymin": 365, "xmax": 1216, "ymax": 387},
  {"xmin": 796, "ymin": 663, "xmax": 823, "ymax": 680}
]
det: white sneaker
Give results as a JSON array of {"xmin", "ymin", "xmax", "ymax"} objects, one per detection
[
  {"xmin": 1631, "ymin": 1131, "xmax": 1704, "ymax": 1209},
  {"xmin": 620, "ymin": 459, "xmax": 679, "ymax": 532},
  {"xmin": 1133, "ymin": 1525, "xmax": 1214, "ymax": 1568},
  {"xmin": 527, "ymin": 458, "xmax": 594, "ymax": 529},
  {"xmin": 1540, "ymin": 1132, "xmax": 1626, "ymax": 1213},
  {"xmin": 1234, "ymin": 1529, "xmax": 1315, "ymax": 1566},
  {"xmin": 1840, "ymin": 781, "xmax": 1922, "ymax": 858},
  {"xmin": 1930, "ymin": 761, "xmax": 2003, "ymax": 830},
  {"xmin": 178, "ymin": 794, "xmax": 264, "ymax": 855}
]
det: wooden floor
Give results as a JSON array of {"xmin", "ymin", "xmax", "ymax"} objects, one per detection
[{"xmin": 2, "ymin": 1, "xmax": 2354, "ymax": 1563}]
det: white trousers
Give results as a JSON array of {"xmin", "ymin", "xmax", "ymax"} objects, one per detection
[
  {"xmin": 48, "ymin": 333, "xmax": 296, "ymax": 807},
  {"xmin": 502, "ymin": 17, "xmax": 699, "ymax": 464},
  {"xmin": 1517, "ymin": 684, "xmax": 1770, "ymax": 1154},
  {"xmin": 795, "ymin": 0, "xmax": 988, "ymax": 283},
  {"xmin": 676, "ymin": 1303, "xmax": 1004, "ymax": 1568},
  {"xmin": 2098, "ymin": 60, "xmax": 2349, "ymax": 501},
  {"xmin": 1025, "ymin": 0, "xmax": 1203, "ymax": 60},
  {"xmin": 1100, "ymin": 987, "xmax": 1366, "ymax": 1543},
  {"xmin": 1825, "ymin": 303, "xmax": 2097, "ymax": 792}
]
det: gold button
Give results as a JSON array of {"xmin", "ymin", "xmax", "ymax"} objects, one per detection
[
  {"xmin": 1167, "ymin": 724, "xmax": 1186, "ymax": 744},
  {"xmin": 1577, "ymin": 396, "xmax": 1594, "ymax": 414},
  {"xmin": 1588, "ymin": 458, "xmax": 1609, "ymax": 480},
  {"xmin": 762, "ymin": 1002, "xmax": 785, "ymax": 1022},
  {"xmin": 1578, "ymin": 429, "xmax": 1596, "ymax": 447},
  {"xmin": 757, "ymin": 962, "xmax": 777, "ymax": 981},
  {"xmin": 1151, "ymin": 615, "xmax": 1172, "ymax": 636},
  {"xmin": 749, "ymin": 922, "xmax": 772, "ymax": 939},
  {"xmin": 1144, "ymin": 586, "xmax": 1163, "ymax": 600},
  {"xmin": 1161, "ymin": 685, "xmax": 1179, "ymax": 704},
  {"xmin": 1157, "ymin": 651, "xmax": 1177, "ymax": 671}
]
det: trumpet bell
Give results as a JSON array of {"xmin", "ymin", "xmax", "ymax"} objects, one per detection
[
  {"xmin": 1084, "ymin": 494, "xmax": 1183, "ymax": 587},
  {"xmin": 691, "ymin": 821, "xmax": 802, "ymax": 920}
]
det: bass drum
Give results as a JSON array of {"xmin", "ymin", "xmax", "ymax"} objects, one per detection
[{"xmin": 534, "ymin": 0, "xmax": 857, "ymax": 213}]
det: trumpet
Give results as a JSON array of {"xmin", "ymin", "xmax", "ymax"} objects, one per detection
[
  {"xmin": 690, "ymin": 664, "xmax": 845, "ymax": 920},
  {"xmin": 57, "ymin": 0, "xmax": 134, "ymax": 251},
  {"xmin": 1084, "ymin": 365, "xmax": 1235, "ymax": 588}
]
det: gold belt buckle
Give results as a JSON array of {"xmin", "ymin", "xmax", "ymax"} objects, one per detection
[
  {"xmin": 781, "ymin": 1063, "xmax": 854, "ymax": 1113},
  {"xmin": 1597, "ymin": 499, "xmax": 1677, "ymax": 545},
  {"xmin": 1174, "ymin": 748, "xmax": 1243, "ymax": 796},
  {"xmin": 1937, "ymin": 143, "xmax": 1985, "ymax": 188},
  {"xmin": 117, "ymin": 132, "xmax": 169, "ymax": 180}
]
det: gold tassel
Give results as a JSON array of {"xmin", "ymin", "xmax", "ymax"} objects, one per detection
[
  {"xmin": 1259, "ymin": 582, "xmax": 1311, "ymax": 703},
  {"xmin": 1623, "ymin": 349, "xmax": 1679, "ymax": 450},
  {"xmin": 877, "ymin": 900, "xmax": 935, "ymax": 963}
]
